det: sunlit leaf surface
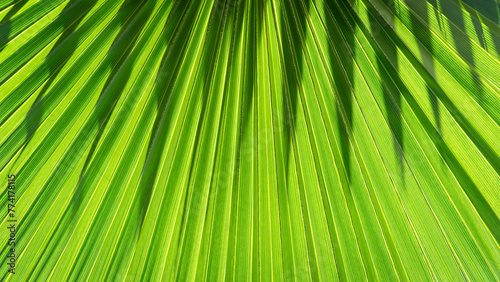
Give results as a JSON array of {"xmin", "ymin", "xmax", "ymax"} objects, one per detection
[{"xmin": 0, "ymin": 0, "xmax": 499, "ymax": 280}]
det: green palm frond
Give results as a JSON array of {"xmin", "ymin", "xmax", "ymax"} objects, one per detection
[{"xmin": 0, "ymin": 0, "xmax": 499, "ymax": 280}]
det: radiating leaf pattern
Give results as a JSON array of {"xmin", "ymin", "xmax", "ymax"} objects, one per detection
[{"xmin": 0, "ymin": 0, "xmax": 499, "ymax": 280}]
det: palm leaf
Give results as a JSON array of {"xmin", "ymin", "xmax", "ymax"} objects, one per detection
[{"xmin": 1, "ymin": 0, "xmax": 499, "ymax": 280}]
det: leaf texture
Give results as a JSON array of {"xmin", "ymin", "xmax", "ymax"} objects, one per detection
[{"xmin": 0, "ymin": 0, "xmax": 499, "ymax": 280}]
